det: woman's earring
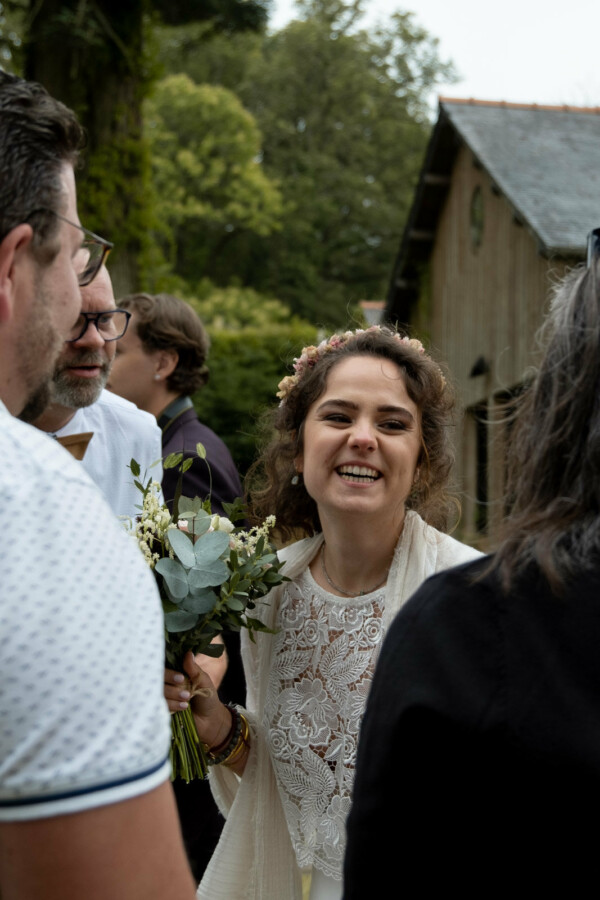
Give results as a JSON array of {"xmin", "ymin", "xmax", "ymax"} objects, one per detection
[
  {"xmin": 291, "ymin": 473, "xmax": 300, "ymax": 486},
  {"xmin": 154, "ymin": 374, "xmax": 161, "ymax": 381}
]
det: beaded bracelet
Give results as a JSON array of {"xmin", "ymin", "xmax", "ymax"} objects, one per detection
[
  {"xmin": 206, "ymin": 704, "xmax": 250, "ymax": 767},
  {"xmin": 222, "ymin": 712, "xmax": 250, "ymax": 768}
]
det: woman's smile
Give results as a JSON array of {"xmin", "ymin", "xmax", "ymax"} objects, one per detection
[{"xmin": 336, "ymin": 464, "xmax": 382, "ymax": 483}]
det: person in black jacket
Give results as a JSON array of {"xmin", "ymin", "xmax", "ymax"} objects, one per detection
[
  {"xmin": 344, "ymin": 258, "xmax": 600, "ymax": 896},
  {"xmin": 108, "ymin": 291, "xmax": 242, "ymax": 517},
  {"xmin": 108, "ymin": 291, "xmax": 245, "ymax": 882}
]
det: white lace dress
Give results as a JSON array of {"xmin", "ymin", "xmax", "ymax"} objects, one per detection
[{"xmin": 265, "ymin": 568, "xmax": 386, "ymax": 891}]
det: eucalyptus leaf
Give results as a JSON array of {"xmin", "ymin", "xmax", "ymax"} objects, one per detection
[
  {"xmin": 183, "ymin": 588, "xmax": 218, "ymax": 614},
  {"xmin": 189, "ymin": 515, "xmax": 212, "ymax": 537},
  {"xmin": 196, "ymin": 442, "xmax": 207, "ymax": 459},
  {"xmin": 166, "ymin": 528, "xmax": 196, "ymax": 568},
  {"xmin": 165, "ymin": 610, "xmax": 199, "ymax": 632},
  {"xmin": 130, "ymin": 458, "xmax": 141, "ymax": 477},
  {"xmin": 163, "ymin": 582, "xmax": 183, "ymax": 606},
  {"xmin": 179, "ymin": 498, "xmax": 209, "ymax": 516},
  {"xmin": 188, "ymin": 557, "xmax": 229, "ymax": 588},
  {"xmin": 194, "ymin": 530, "xmax": 231, "ymax": 564},
  {"xmin": 181, "ymin": 458, "xmax": 194, "ymax": 473},
  {"xmin": 155, "ymin": 557, "xmax": 189, "ymax": 599}
]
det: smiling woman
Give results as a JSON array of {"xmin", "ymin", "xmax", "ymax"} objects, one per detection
[
  {"xmin": 165, "ymin": 325, "xmax": 482, "ymax": 900},
  {"xmin": 296, "ymin": 356, "xmax": 422, "ymax": 536}
]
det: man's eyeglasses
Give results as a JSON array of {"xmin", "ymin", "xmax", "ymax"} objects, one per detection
[
  {"xmin": 27, "ymin": 208, "xmax": 113, "ymax": 286},
  {"xmin": 67, "ymin": 309, "xmax": 131, "ymax": 343}
]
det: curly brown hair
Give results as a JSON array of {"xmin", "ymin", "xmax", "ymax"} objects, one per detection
[
  {"xmin": 249, "ymin": 328, "xmax": 457, "ymax": 540},
  {"xmin": 118, "ymin": 292, "xmax": 210, "ymax": 395}
]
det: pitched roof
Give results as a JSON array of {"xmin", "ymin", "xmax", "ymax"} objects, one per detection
[
  {"xmin": 387, "ymin": 99, "xmax": 600, "ymax": 318},
  {"xmin": 441, "ymin": 99, "xmax": 600, "ymax": 255}
]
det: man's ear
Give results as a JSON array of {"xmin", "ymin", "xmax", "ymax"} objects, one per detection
[
  {"xmin": 155, "ymin": 348, "xmax": 179, "ymax": 380},
  {"xmin": 0, "ymin": 225, "xmax": 34, "ymax": 325}
]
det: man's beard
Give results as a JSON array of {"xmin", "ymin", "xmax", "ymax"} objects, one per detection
[
  {"xmin": 51, "ymin": 350, "xmax": 111, "ymax": 409},
  {"xmin": 18, "ymin": 381, "xmax": 53, "ymax": 423},
  {"xmin": 17, "ymin": 282, "xmax": 62, "ymax": 424}
]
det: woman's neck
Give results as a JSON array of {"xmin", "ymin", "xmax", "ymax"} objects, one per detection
[{"xmin": 311, "ymin": 510, "xmax": 405, "ymax": 597}]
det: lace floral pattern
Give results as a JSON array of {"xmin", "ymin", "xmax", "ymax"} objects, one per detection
[{"xmin": 265, "ymin": 568, "xmax": 385, "ymax": 880}]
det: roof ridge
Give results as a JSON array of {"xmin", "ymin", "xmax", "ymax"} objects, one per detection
[{"xmin": 439, "ymin": 96, "xmax": 600, "ymax": 115}]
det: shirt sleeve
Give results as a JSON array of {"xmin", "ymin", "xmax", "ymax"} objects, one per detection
[{"xmin": 0, "ymin": 434, "xmax": 170, "ymax": 821}]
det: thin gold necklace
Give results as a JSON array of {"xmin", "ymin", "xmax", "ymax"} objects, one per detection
[{"xmin": 320, "ymin": 543, "xmax": 389, "ymax": 598}]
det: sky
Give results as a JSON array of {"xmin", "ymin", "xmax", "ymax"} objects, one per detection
[{"xmin": 270, "ymin": 0, "xmax": 600, "ymax": 112}]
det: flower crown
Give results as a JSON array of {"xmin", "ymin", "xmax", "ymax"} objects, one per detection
[{"xmin": 276, "ymin": 325, "xmax": 444, "ymax": 404}]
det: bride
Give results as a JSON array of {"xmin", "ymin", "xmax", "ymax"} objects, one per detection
[{"xmin": 164, "ymin": 325, "xmax": 481, "ymax": 899}]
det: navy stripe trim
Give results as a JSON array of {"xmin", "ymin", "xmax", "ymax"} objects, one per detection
[{"xmin": 0, "ymin": 755, "xmax": 169, "ymax": 808}]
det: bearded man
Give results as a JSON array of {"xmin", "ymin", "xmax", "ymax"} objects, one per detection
[{"xmin": 32, "ymin": 265, "xmax": 162, "ymax": 516}]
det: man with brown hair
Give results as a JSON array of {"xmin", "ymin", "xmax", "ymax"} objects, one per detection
[{"xmin": 0, "ymin": 72, "xmax": 195, "ymax": 900}]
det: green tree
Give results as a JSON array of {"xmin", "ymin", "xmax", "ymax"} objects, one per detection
[
  {"xmin": 239, "ymin": 2, "xmax": 454, "ymax": 325},
  {"xmin": 144, "ymin": 74, "xmax": 283, "ymax": 290},
  {"xmin": 158, "ymin": 0, "xmax": 454, "ymax": 327},
  {"xmin": 10, "ymin": 0, "xmax": 270, "ymax": 293}
]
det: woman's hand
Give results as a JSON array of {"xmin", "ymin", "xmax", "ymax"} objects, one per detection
[{"xmin": 164, "ymin": 650, "xmax": 232, "ymax": 750}]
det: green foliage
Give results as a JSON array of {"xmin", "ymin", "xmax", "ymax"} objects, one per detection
[
  {"xmin": 156, "ymin": 20, "xmax": 263, "ymax": 91},
  {"xmin": 155, "ymin": 0, "xmax": 271, "ymax": 32},
  {"xmin": 0, "ymin": 1, "xmax": 24, "ymax": 71},
  {"xmin": 157, "ymin": 0, "xmax": 454, "ymax": 327},
  {"xmin": 83, "ymin": 131, "xmax": 155, "ymax": 252},
  {"xmin": 181, "ymin": 286, "xmax": 317, "ymax": 474},
  {"xmin": 144, "ymin": 74, "xmax": 283, "ymax": 286},
  {"xmin": 235, "ymin": 7, "xmax": 454, "ymax": 325}
]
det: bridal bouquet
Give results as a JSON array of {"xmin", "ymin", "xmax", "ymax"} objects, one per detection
[{"xmin": 127, "ymin": 446, "xmax": 285, "ymax": 782}]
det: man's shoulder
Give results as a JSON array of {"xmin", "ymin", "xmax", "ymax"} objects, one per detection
[
  {"xmin": 76, "ymin": 392, "xmax": 162, "ymax": 454},
  {"xmin": 165, "ymin": 411, "xmax": 233, "ymax": 460},
  {"xmin": 94, "ymin": 390, "xmax": 160, "ymax": 433}
]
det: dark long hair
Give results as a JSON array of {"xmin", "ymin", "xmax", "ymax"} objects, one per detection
[
  {"xmin": 249, "ymin": 327, "xmax": 457, "ymax": 541},
  {"xmin": 493, "ymin": 262, "xmax": 600, "ymax": 592}
]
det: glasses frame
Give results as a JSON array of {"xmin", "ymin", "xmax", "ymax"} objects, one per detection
[
  {"xmin": 26, "ymin": 208, "xmax": 114, "ymax": 286},
  {"xmin": 66, "ymin": 308, "xmax": 131, "ymax": 344}
]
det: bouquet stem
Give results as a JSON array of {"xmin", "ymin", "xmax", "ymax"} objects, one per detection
[{"xmin": 170, "ymin": 707, "xmax": 208, "ymax": 782}]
